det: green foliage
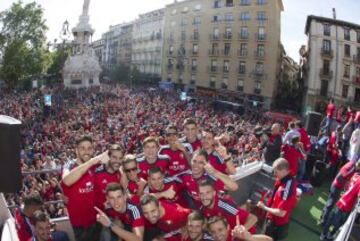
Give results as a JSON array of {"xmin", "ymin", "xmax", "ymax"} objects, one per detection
[
  {"xmin": 273, "ymin": 79, "xmax": 304, "ymax": 113},
  {"xmin": 47, "ymin": 45, "xmax": 71, "ymax": 78},
  {"xmin": 0, "ymin": 1, "xmax": 48, "ymax": 88},
  {"xmin": 110, "ymin": 64, "xmax": 130, "ymax": 83}
]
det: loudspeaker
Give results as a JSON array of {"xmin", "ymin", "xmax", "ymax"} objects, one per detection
[
  {"xmin": 0, "ymin": 115, "xmax": 22, "ymax": 193},
  {"xmin": 305, "ymin": 111, "xmax": 322, "ymax": 136}
]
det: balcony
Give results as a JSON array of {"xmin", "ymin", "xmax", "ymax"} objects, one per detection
[
  {"xmin": 238, "ymin": 68, "xmax": 246, "ymax": 75},
  {"xmin": 221, "ymin": 49, "xmax": 232, "ymax": 57},
  {"xmin": 223, "ymin": 33, "xmax": 233, "ymax": 40},
  {"xmin": 321, "ymin": 48, "xmax": 334, "ymax": 58},
  {"xmin": 209, "ymin": 34, "xmax": 221, "ymax": 41},
  {"xmin": 190, "ymin": 34, "xmax": 200, "ymax": 41},
  {"xmin": 176, "ymin": 64, "xmax": 185, "ymax": 70},
  {"xmin": 223, "ymin": 66, "xmax": 230, "ymax": 73},
  {"xmin": 353, "ymin": 76, "xmax": 360, "ymax": 85},
  {"xmin": 238, "ymin": 33, "xmax": 249, "ymax": 40},
  {"xmin": 254, "ymin": 51, "xmax": 265, "ymax": 59},
  {"xmin": 208, "ymin": 49, "xmax": 220, "ymax": 56},
  {"xmin": 353, "ymin": 54, "xmax": 360, "ymax": 65},
  {"xmin": 319, "ymin": 69, "xmax": 333, "ymax": 79},
  {"xmin": 207, "ymin": 66, "xmax": 218, "ymax": 73},
  {"xmin": 254, "ymin": 88, "xmax": 261, "ymax": 95},
  {"xmin": 167, "ymin": 64, "xmax": 174, "ymax": 70},
  {"xmin": 209, "ymin": 81, "xmax": 216, "ymax": 88},
  {"xmin": 166, "ymin": 50, "xmax": 174, "ymax": 56},
  {"xmin": 189, "ymin": 49, "xmax": 198, "ymax": 56},
  {"xmin": 189, "ymin": 66, "xmax": 198, "ymax": 72},
  {"xmin": 255, "ymin": 33, "xmax": 267, "ymax": 41},
  {"xmin": 237, "ymin": 50, "xmax": 248, "ymax": 58}
]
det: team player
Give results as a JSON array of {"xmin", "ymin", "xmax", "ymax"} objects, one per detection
[
  {"xmin": 199, "ymin": 180, "xmax": 257, "ymax": 233},
  {"xmin": 94, "ymin": 144, "xmax": 125, "ymax": 211},
  {"xmin": 28, "ymin": 211, "xmax": 52, "ymax": 241},
  {"xmin": 201, "ymin": 129, "xmax": 236, "ymax": 175},
  {"xmin": 183, "ymin": 210, "xmax": 215, "ymax": 241},
  {"xmin": 98, "ymin": 183, "xmax": 144, "ymax": 241},
  {"xmin": 61, "ymin": 135, "xmax": 106, "ymax": 241},
  {"xmin": 257, "ymin": 158, "xmax": 298, "ymax": 241},
  {"xmin": 176, "ymin": 150, "xmax": 238, "ymax": 209},
  {"xmin": 159, "ymin": 125, "xmax": 193, "ymax": 176},
  {"xmin": 123, "ymin": 154, "xmax": 146, "ymax": 197},
  {"xmin": 137, "ymin": 137, "xmax": 170, "ymax": 179},
  {"xmin": 181, "ymin": 118, "xmax": 202, "ymax": 152}
]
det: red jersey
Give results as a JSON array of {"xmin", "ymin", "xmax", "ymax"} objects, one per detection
[
  {"xmin": 156, "ymin": 201, "xmax": 191, "ymax": 233},
  {"xmin": 176, "ymin": 170, "xmax": 225, "ymax": 208},
  {"xmin": 208, "ymin": 151, "xmax": 227, "ymax": 174},
  {"xmin": 94, "ymin": 164, "xmax": 122, "ymax": 211},
  {"xmin": 267, "ymin": 175, "xmax": 298, "ymax": 226},
  {"xmin": 61, "ymin": 159, "xmax": 97, "ymax": 228},
  {"xmin": 282, "ymin": 144, "xmax": 303, "ymax": 177},
  {"xmin": 143, "ymin": 176, "xmax": 187, "ymax": 207},
  {"xmin": 106, "ymin": 201, "xmax": 145, "ymax": 228},
  {"xmin": 327, "ymin": 103, "xmax": 335, "ymax": 118},
  {"xmin": 332, "ymin": 162, "xmax": 356, "ymax": 189},
  {"xmin": 137, "ymin": 155, "xmax": 170, "ymax": 180},
  {"xmin": 159, "ymin": 144, "xmax": 192, "ymax": 176},
  {"xmin": 336, "ymin": 173, "xmax": 360, "ymax": 212},
  {"xmin": 201, "ymin": 196, "xmax": 256, "ymax": 234},
  {"xmin": 298, "ymin": 128, "xmax": 311, "ymax": 152},
  {"xmin": 15, "ymin": 208, "xmax": 32, "ymax": 241},
  {"xmin": 180, "ymin": 137, "xmax": 202, "ymax": 152},
  {"xmin": 128, "ymin": 179, "xmax": 140, "ymax": 195}
]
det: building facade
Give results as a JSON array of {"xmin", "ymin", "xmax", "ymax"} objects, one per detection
[
  {"xmin": 132, "ymin": 9, "xmax": 165, "ymax": 81},
  {"xmin": 92, "ymin": 39, "xmax": 104, "ymax": 63},
  {"xmin": 161, "ymin": 0, "xmax": 284, "ymax": 108},
  {"xmin": 304, "ymin": 15, "xmax": 360, "ymax": 110}
]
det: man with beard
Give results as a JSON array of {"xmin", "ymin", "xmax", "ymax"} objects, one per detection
[
  {"xmin": 96, "ymin": 183, "xmax": 144, "ymax": 241},
  {"xmin": 208, "ymin": 216, "xmax": 273, "ymax": 241},
  {"xmin": 181, "ymin": 118, "xmax": 202, "ymax": 152},
  {"xmin": 183, "ymin": 211, "xmax": 213, "ymax": 241},
  {"xmin": 137, "ymin": 137, "xmax": 170, "ymax": 179},
  {"xmin": 61, "ymin": 135, "xmax": 107, "ymax": 241},
  {"xmin": 94, "ymin": 144, "xmax": 125, "ymax": 211},
  {"xmin": 176, "ymin": 150, "xmax": 238, "ymax": 209},
  {"xmin": 199, "ymin": 180, "xmax": 257, "ymax": 234},
  {"xmin": 140, "ymin": 194, "xmax": 192, "ymax": 241},
  {"xmin": 159, "ymin": 125, "xmax": 193, "ymax": 176},
  {"xmin": 201, "ymin": 129, "xmax": 236, "ymax": 175}
]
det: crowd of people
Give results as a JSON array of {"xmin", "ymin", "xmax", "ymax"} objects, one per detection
[{"xmin": 1, "ymin": 84, "xmax": 359, "ymax": 241}]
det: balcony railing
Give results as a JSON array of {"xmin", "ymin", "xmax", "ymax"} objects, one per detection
[
  {"xmin": 238, "ymin": 68, "xmax": 246, "ymax": 75},
  {"xmin": 254, "ymin": 51, "xmax": 265, "ymax": 59},
  {"xmin": 189, "ymin": 49, "xmax": 199, "ymax": 56},
  {"xmin": 167, "ymin": 50, "xmax": 174, "ymax": 56},
  {"xmin": 209, "ymin": 34, "xmax": 221, "ymax": 41},
  {"xmin": 319, "ymin": 68, "xmax": 333, "ymax": 79},
  {"xmin": 255, "ymin": 33, "xmax": 267, "ymax": 41},
  {"xmin": 353, "ymin": 75, "xmax": 360, "ymax": 85},
  {"xmin": 223, "ymin": 67, "xmax": 230, "ymax": 73},
  {"xmin": 353, "ymin": 54, "xmax": 360, "ymax": 65},
  {"xmin": 254, "ymin": 88, "xmax": 261, "ymax": 95},
  {"xmin": 207, "ymin": 66, "xmax": 218, "ymax": 73},
  {"xmin": 238, "ymin": 33, "xmax": 249, "ymax": 40},
  {"xmin": 321, "ymin": 48, "xmax": 334, "ymax": 58},
  {"xmin": 237, "ymin": 49, "xmax": 248, "ymax": 57},
  {"xmin": 223, "ymin": 33, "xmax": 233, "ymax": 40},
  {"xmin": 221, "ymin": 49, "xmax": 232, "ymax": 56},
  {"xmin": 190, "ymin": 34, "xmax": 200, "ymax": 41},
  {"xmin": 208, "ymin": 49, "xmax": 220, "ymax": 56}
]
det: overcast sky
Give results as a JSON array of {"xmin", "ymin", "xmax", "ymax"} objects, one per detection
[{"xmin": 1, "ymin": 0, "xmax": 360, "ymax": 62}]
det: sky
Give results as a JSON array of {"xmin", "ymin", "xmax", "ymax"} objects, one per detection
[{"xmin": 1, "ymin": 0, "xmax": 360, "ymax": 62}]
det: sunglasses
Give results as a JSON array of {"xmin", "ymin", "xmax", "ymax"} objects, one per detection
[{"xmin": 125, "ymin": 167, "xmax": 137, "ymax": 173}]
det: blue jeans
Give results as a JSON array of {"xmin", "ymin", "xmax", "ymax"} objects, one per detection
[
  {"xmin": 321, "ymin": 186, "xmax": 341, "ymax": 224},
  {"xmin": 322, "ymin": 207, "xmax": 350, "ymax": 237}
]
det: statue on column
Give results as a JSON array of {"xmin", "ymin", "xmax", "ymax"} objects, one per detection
[{"xmin": 82, "ymin": 0, "xmax": 90, "ymax": 16}]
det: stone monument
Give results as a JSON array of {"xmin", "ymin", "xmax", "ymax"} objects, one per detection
[{"xmin": 63, "ymin": 0, "xmax": 101, "ymax": 88}]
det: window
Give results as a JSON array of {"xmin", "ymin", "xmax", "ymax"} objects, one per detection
[
  {"xmin": 240, "ymin": 43, "xmax": 247, "ymax": 56},
  {"xmin": 169, "ymin": 46, "xmax": 174, "ymax": 54},
  {"xmin": 226, "ymin": 0, "xmax": 234, "ymax": 7},
  {"xmin": 344, "ymin": 44, "xmax": 351, "ymax": 57},
  {"xmin": 193, "ymin": 16, "xmax": 201, "ymax": 25},
  {"xmin": 210, "ymin": 76, "xmax": 216, "ymax": 88},
  {"xmin": 181, "ymin": 31, "xmax": 186, "ymax": 41},
  {"xmin": 255, "ymin": 62, "xmax": 264, "ymax": 74},
  {"xmin": 257, "ymin": 0, "xmax": 266, "ymax": 4},
  {"xmin": 344, "ymin": 64, "xmax": 350, "ymax": 78},
  {"xmin": 344, "ymin": 28, "xmax": 350, "ymax": 41},
  {"xmin": 168, "ymin": 59, "xmax": 174, "ymax": 69},
  {"xmin": 342, "ymin": 85, "xmax": 349, "ymax": 98},
  {"xmin": 182, "ymin": 7, "xmax": 189, "ymax": 13},
  {"xmin": 320, "ymin": 80, "xmax": 328, "ymax": 97},
  {"xmin": 193, "ymin": 44, "xmax": 198, "ymax": 54},
  {"xmin": 213, "ymin": 15, "xmax": 222, "ymax": 22},
  {"xmin": 237, "ymin": 79, "xmax": 244, "ymax": 91},
  {"xmin": 239, "ymin": 61, "xmax": 246, "ymax": 74},
  {"xmin": 225, "ymin": 27, "xmax": 232, "ymax": 39},
  {"xmin": 167, "ymin": 73, "xmax": 172, "ymax": 82},
  {"xmin": 211, "ymin": 60, "xmax": 217, "ymax": 72},
  {"xmin": 180, "ymin": 19, "xmax": 188, "ymax": 26},
  {"xmin": 224, "ymin": 43, "xmax": 231, "ymax": 55},
  {"xmin": 356, "ymin": 66, "xmax": 360, "ymax": 76},
  {"xmin": 194, "ymin": 4, "xmax": 201, "ymax": 11},
  {"xmin": 178, "ymin": 74, "xmax": 183, "ymax": 84},
  {"xmin": 190, "ymin": 74, "xmax": 196, "ymax": 85},
  {"xmin": 257, "ymin": 11, "xmax": 267, "ymax": 21},
  {"xmin": 224, "ymin": 13, "xmax": 234, "ymax": 22},
  {"xmin": 240, "ymin": 12, "xmax": 251, "ymax": 21},
  {"xmin": 193, "ymin": 29, "xmax": 199, "ymax": 40},
  {"xmin": 222, "ymin": 77, "xmax": 228, "ymax": 89},
  {"xmin": 323, "ymin": 24, "xmax": 331, "ymax": 36},
  {"xmin": 257, "ymin": 44, "xmax": 265, "ymax": 57},
  {"xmin": 240, "ymin": 27, "xmax": 249, "ymax": 39},
  {"xmin": 323, "ymin": 59, "xmax": 330, "ymax": 74},
  {"xmin": 257, "ymin": 27, "xmax": 266, "ymax": 40},
  {"xmin": 223, "ymin": 60, "xmax": 230, "ymax": 72},
  {"xmin": 357, "ymin": 31, "xmax": 360, "ymax": 43},
  {"xmin": 171, "ymin": 9, "xmax": 177, "ymax": 15},
  {"xmin": 191, "ymin": 59, "xmax": 197, "ymax": 71},
  {"xmin": 214, "ymin": 0, "xmax": 221, "ymax": 8},
  {"xmin": 240, "ymin": 0, "xmax": 251, "ymax": 6},
  {"xmin": 323, "ymin": 40, "xmax": 331, "ymax": 52}
]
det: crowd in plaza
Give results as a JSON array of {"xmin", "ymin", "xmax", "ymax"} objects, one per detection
[{"xmin": 1, "ymin": 84, "xmax": 360, "ymax": 241}]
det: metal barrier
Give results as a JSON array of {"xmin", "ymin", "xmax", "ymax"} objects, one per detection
[{"xmin": 335, "ymin": 200, "xmax": 360, "ymax": 241}]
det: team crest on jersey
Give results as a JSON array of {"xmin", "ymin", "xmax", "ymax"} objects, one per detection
[
  {"xmin": 166, "ymin": 220, "xmax": 173, "ymax": 225},
  {"xmin": 102, "ymin": 179, "xmax": 108, "ymax": 184}
]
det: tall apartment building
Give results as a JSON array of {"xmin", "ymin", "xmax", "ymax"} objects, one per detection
[
  {"xmin": 92, "ymin": 39, "xmax": 105, "ymax": 63},
  {"xmin": 132, "ymin": 9, "xmax": 165, "ymax": 81},
  {"xmin": 102, "ymin": 22, "xmax": 133, "ymax": 70},
  {"xmin": 162, "ymin": 0, "xmax": 284, "ymax": 108},
  {"xmin": 303, "ymin": 15, "xmax": 360, "ymax": 110}
]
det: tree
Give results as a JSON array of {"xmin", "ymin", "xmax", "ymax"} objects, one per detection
[
  {"xmin": 47, "ymin": 45, "xmax": 71, "ymax": 81},
  {"xmin": 0, "ymin": 1, "xmax": 48, "ymax": 88},
  {"xmin": 110, "ymin": 64, "xmax": 130, "ymax": 83},
  {"xmin": 273, "ymin": 79, "xmax": 303, "ymax": 113}
]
